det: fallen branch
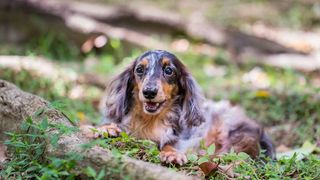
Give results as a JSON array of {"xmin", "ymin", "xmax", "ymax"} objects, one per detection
[
  {"xmin": 3, "ymin": 0, "xmax": 167, "ymax": 50},
  {"xmin": 0, "ymin": 55, "xmax": 76, "ymax": 81},
  {"xmin": 0, "ymin": 80, "xmax": 191, "ymax": 179},
  {"xmin": 4, "ymin": 0, "xmax": 304, "ymax": 54},
  {"xmin": 3, "ymin": 0, "xmax": 320, "ymax": 71},
  {"xmin": 0, "ymin": 55, "xmax": 107, "ymax": 89},
  {"xmin": 261, "ymin": 53, "xmax": 320, "ymax": 72},
  {"xmin": 246, "ymin": 23, "xmax": 320, "ymax": 54},
  {"xmin": 237, "ymin": 52, "xmax": 320, "ymax": 72},
  {"xmin": 64, "ymin": 14, "xmax": 167, "ymax": 49}
]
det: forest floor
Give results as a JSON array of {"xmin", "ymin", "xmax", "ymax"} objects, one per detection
[{"xmin": 1, "ymin": 0, "xmax": 320, "ymax": 179}]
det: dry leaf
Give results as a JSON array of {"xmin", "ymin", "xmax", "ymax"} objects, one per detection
[
  {"xmin": 276, "ymin": 141, "xmax": 316, "ymax": 160},
  {"xmin": 218, "ymin": 163, "xmax": 240, "ymax": 178},
  {"xmin": 199, "ymin": 162, "xmax": 219, "ymax": 176}
]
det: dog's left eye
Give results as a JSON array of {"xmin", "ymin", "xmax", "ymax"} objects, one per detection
[
  {"xmin": 136, "ymin": 66, "xmax": 144, "ymax": 75},
  {"xmin": 164, "ymin": 66, "xmax": 173, "ymax": 76}
]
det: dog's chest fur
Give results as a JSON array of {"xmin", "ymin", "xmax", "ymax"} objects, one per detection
[{"xmin": 120, "ymin": 106, "xmax": 180, "ymax": 148}]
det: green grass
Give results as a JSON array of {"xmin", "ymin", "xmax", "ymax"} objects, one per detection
[
  {"xmin": 2, "ymin": 117, "xmax": 319, "ymax": 179},
  {"xmin": 1, "ymin": 116, "xmax": 80, "ymax": 179}
]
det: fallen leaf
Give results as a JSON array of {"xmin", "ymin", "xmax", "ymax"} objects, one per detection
[
  {"xmin": 276, "ymin": 141, "xmax": 316, "ymax": 160},
  {"xmin": 77, "ymin": 112, "xmax": 86, "ymax": 122},
  {"xmin": 199, "ymin": 162, "xmax": 219, "ymax": 176},
  {"xmin": 255, "ymin": 90, "xmax": 270, "ymax": 98},
  {"xmin": 218, "ymin": 164, "xmax": 238, "ymax": 178}
]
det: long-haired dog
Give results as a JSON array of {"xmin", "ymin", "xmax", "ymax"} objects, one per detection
[{"xmin": 82, "ymin": 50, "xmax": 275, "ymax": 165}]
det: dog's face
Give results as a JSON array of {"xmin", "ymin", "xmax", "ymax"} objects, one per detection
[
  {"xmin": 105, "ymin": 50, "xmax": 205, "ymax": 127},
  {"xmin": 134, "ymin": 54, "xmax": 179, "ymax": 114}
]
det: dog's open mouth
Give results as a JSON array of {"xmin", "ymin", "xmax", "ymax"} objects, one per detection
[{"xmin": 144, "ymin": 101, "xmax": 165, "ymax": 113}]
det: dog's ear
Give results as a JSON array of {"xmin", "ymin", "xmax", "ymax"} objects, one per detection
[
  {"xmin": 179, "ymin": 67, "xmax": 205, "ymax": 127},
  {"xmin": 104, "ymin": 62, "xmax": 135, "ymax": 123}
]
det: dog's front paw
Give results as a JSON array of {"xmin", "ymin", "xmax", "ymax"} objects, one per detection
[
  {"xmin": 160, "ymin": 150, "xmax": 188, "ymax": 166},
  {"xmin": 94, "ymin": 123, "xmax": 122, "ymax": 138},
  {"xmin": 80, "ymin": 123, "xmax": 122, "ymax": 138}
]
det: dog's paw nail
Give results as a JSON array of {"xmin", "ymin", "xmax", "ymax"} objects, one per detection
[
  {"xmin": 176, "ymin": 159, "xmax": 183, "ymax": 166},
  {"xmin": 182, "ymin": 155, "xmax": 188, "ymax": 164},
  {"xmin": 160, "ymin": 154, "xmax": 166, "ymax": 162},
  {"xmin": 108, "ymin": 129, "xmax": 116, "ymax": 136},
  {"xmin": 160, "ymin": 151, "xmax": 187, "ymax": 165},
  {"xmin": 116, "ymin": 128, "xmax": 122, "ymax": 133},
  {"xmin": 167, "ymin": 155, "xmax": 175, "ymax": 163}
]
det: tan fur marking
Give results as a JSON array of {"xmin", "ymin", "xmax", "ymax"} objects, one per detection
[
  {"xmin": 135, "ymin": 78, "xmax": 143, "ymax": 90},
  {"xmin": 204, "ymin": 118, "xmax": 230, "ymax": 154},
  {"xmin": 140, "ymin": 58, "xmax": 149, "ymax": 66},
  {"xmin": 162, "ymin": 57, "xmax": 170, "ymax": 66},
  {"xmin": 135, "ymin": 58, "xmax": 148, "ymax": 89},
  {"xmin": 162, "ymin": 80, "xmax": 178, "ymax": 99},
  {"xmin": 160, "ymin": 144, "xmax": 188, "ymax": 165},
  {"xmin": 161, "ymin": 144, "xmax": 176, "ymax": 152}
]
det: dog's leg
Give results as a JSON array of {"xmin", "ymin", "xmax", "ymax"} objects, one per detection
[
  {"xmin": 80, "ymin": 123, "xmax": 122, "ymax": 138},
  {"xmin": 159, "ymin": 144, "xmax": 188, "ymax": 165}
]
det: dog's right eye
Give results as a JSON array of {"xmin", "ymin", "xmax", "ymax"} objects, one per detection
[
  {"xmin": 164, "ymin": 66, "xmax": 173, "ymax": 76},
  {"xmin": 135, "ymin": 66, "xmax": 144, "ymax": 75}
]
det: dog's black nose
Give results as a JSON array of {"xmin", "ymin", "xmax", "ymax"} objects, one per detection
[{"xmin": 143, "ymin": 88, "xmax": 158, "ymax": 99}]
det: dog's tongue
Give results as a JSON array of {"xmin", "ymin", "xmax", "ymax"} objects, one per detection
[{"xmin": 145, "ymin": 102, "xmax": 159, "ymax": 112}]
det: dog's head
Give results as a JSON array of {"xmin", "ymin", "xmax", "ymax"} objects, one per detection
[{"xmin": 105, "ymin": 50, "xmax": 205, "ymax": 126}]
